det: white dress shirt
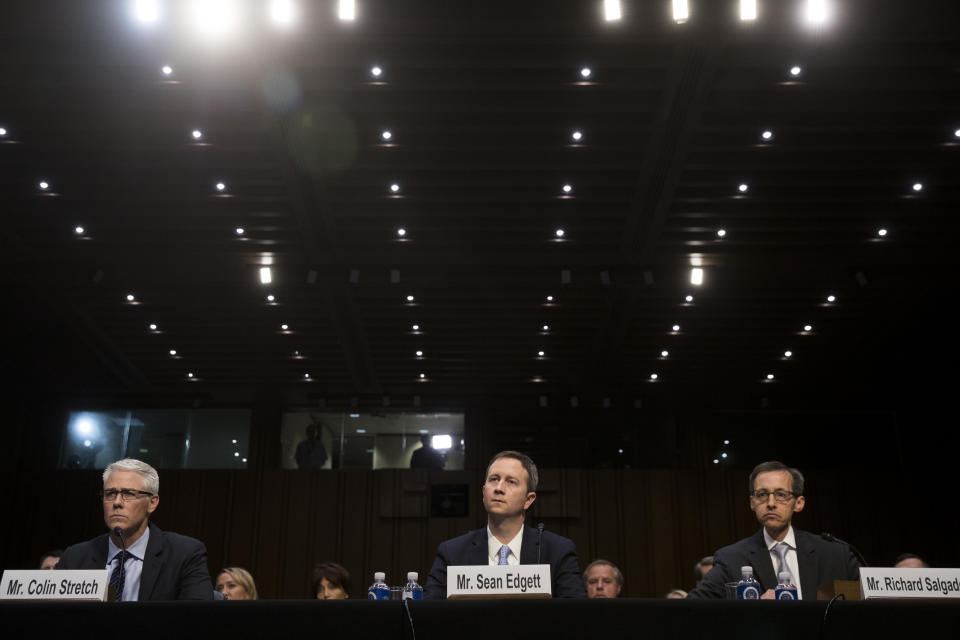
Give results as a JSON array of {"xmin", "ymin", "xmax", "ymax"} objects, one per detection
[
  {"xmin": 763, "ymin": 525, "xmax": 802, "ymax": 599},
  {"xmin": 487, "ymin": 525, "xmax": 523, "ymax": 566},
  {"xmin": 106, "ymin": 526, "xmax": 150, "ymax": 602}
]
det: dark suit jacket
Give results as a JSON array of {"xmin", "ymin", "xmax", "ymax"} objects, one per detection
[
  {"xmin": 56, "ymin": 521, "xmax": 213, "ymax": 601},
  {"xmin": 424, "ymin": 526, "xmax": 586, "ymax": 599},
  {"xmin": 686, "ymin": 528, "xmax": 860, "ymax": 600}
]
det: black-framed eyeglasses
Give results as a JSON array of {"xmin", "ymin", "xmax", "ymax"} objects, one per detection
[
  {"xmin": 100, "ymin": 488, "xmax": 154, "ymax": 502},
  {"xmin": 750, "ymin": 489, "xmax": 797, "ymax": 504}
]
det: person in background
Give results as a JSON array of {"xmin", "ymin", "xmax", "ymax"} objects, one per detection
[
  {"xmin": 894, "ymin": 553, "xmax": 928, "ymax": 568},
  {"xmin": 693, "ymin": 555, "xmax": 714, "ymax": 586},
  {"xmin": 39, "ymin": 549, "xmax": 63, "ymax": 570},
  {"xmin": 215, "ymin": 567, "xmax": 258, "ymax": 600},
  {"xmin": 295, "ymin": 422, "xmax": 328, "ymax": 469},
  {"xmin": 583, "ymin": 559, "xmax": 623, "ymax": 598},
  {"xmin": 313, "ymin": 562, "xmax": 350, "ymax": 599},
  {"xmin": 666, "ymin": 589, "xmax": 688, "ymax": 599},
  {"xmin": 410, "ymin": 434, "xmax": 445, "ymax": 469}
]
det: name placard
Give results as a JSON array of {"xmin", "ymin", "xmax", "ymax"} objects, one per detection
[
  {"xmin": 859, "ymin": 568, "xmax": 960, "ymax": 599},
  {"xmin": 1, "ymin": 570, "xmax": 109, "ymax": 601},
  {"xmin": 447, "ymin": 564, "xmax": 551, "ymax": 599}
]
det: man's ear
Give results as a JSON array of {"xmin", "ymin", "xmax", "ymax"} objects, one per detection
[{"xmin": 524, "ymin": 491, "xmax": 537, "ymax": 511}]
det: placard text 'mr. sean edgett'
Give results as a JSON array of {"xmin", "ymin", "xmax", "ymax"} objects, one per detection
[{"xmin": 458, "ymin": 571, "xmax": 543, "ymax": 593}]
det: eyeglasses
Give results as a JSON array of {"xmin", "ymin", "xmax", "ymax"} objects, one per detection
[
  {"xmin": 100, "ymin": 488, "xmax": 154, "ymax": 502},
  {"xmin": 750, "ymin": 489, "xmax": 797, "ymax": 504}
]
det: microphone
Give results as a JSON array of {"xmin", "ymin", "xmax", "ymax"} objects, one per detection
[
  {"xmin": 820, "ymin": 532, "xmax": 868, "ymax": 567},
  {"xmin": 537, "ymin": 522, "xmax": 544, "ymax": 564},
  {"xmin": 113, "ymin": 526, "xmax": 126, "ymax": 549}
]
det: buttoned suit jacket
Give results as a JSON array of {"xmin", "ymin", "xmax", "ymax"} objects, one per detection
[
  {"xmin": 57, "ymin": 521, "xmax": 213, "ymax": 600},
  {"xmin": 424, "ymin": 526, "xmax": 587, "ymax": 599},
  {"xmin": 686, "ymin": 528, "xmax": 860, "ymax": 600}
]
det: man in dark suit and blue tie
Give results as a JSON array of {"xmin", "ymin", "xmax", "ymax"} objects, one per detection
[
  {"xmin": 424, "ymin": 450, "xmax": 586, "ymax": 599},
  {"xmin": 57, "ymin": 458, "xmax": 213, "ymax": 601},
  {"xmin": 687, "ymin": 460, "xmax": 860, "ymax": 600}
]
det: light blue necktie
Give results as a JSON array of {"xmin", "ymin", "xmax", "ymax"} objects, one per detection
[{"xmin": 497, "ymin": 544, "xmax": 510, "ymax": 565}]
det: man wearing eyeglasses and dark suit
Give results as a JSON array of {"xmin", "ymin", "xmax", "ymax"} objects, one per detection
[
  {"xmin": 56, "ymin": 458, "xmax": 213, "ymax": 601},
  {"xmin": 687, "ymin": 461, "xmax": 860, "ymax": 600}
]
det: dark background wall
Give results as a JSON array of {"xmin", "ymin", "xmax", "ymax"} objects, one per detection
[{"xmin": 2, "ymin": 384, "xmax": 956, "ymax": 598}]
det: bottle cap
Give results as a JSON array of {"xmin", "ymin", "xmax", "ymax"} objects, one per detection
[
  {"xmin": 408, "ymin": 571, "xmax": 418, "ymax": 581},
  {"xmin": 374, "ymin": 572, "xmax": 385, "ymax": 581},
  {"xmin": 741, "ymin": 566, "xmax": 753, "ymax": 575}
]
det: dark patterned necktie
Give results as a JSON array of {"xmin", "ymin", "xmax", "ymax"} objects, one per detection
[{"xmin": 110, "ymin": 550, "xmax": 129, "ymax": 602}]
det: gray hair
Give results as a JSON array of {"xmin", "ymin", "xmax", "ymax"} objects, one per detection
[{"xmin": 103, "ymin": 458, "xmax": 159, "ymax": 494}]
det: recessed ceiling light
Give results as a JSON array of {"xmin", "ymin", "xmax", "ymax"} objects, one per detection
[
  {"xmin": 555, "ymin": 228, "xmax": 565, "ymax": 238},
  {"xmin": 419, "ymin": 373, "xmax": 426, "ymax": 379},
  {"xmin": 740, "ymin": 0, "xmax": 757, "ymax": 20},
  {"xmin": 545, "ymin": 295, "xmax": 554, "ymax": 302},
  {"xmin": 259, "ymin": 267, "xmax": 272, "ymax": 284},
  {"xmin": 381, "ymin": 130, "xmax": 392, "ymax": 141},
  {"xmin": 266, "ymin": 294, "xmax": 275, "ymax": 302},
  {"xmin": 74, "ymin": 226, "xmax": 85, "ymax": 235},
  {"xmin": 269, "ymin": 0, "xmax": 296, "ymax": 25},
  {"xmin": 339, "ymin": 0, "xmax": 356, "ymax": 21},
  {"xmin": 215, "ymin": 182, "xmax": 226, "ymax": 192},
  {"xmin": 281, "ymin": 324, "xmax": 289, "ymax": 330},
  {"xmin": 604, "ymin": 0, "xmax": 622, "ymax": 21},
  {"xmin": 661, "ymin": 350, "xmax": 669, "ymax": 357},
  {"xmin": 0, "ymin": 127, "xmax": 7, "ymax": 137},
  {"xmin": 805, "ymin": 0, "xmax": 830, "ymax": 25},
  {"xmin": 723, "ymin": 439, "xmax": 730, "ymax": 445},
  {"xmin": 713, "ymin": 459, "xmax": 719, "ymax": 464},
  {"xmin": 717, "ymin": 228, "xmax": 727, "ymax": 237},
  {"xmin": 406, "ymin": 295, "xmax": 415, "ymax": 302},
  {"xmin": 242, "ymin": 457, "xmax": 247, "ymax": 463},
  {"xmin": 370, "ymin": 65, "xmax": 382, "ymax": 78},
  {"xmin": 579, "ymin": 67, "xmax": 592, "ymax": 79},
  {"xmin": 690, "ymin": 267, "xmax": 704, "ymax": 286},
  {"xmin": 161, "ymin": 64, "xmax": 173, "ymax": 76},
  {"xmin": 761, "ymin": 130, "xmax": 774, "ymax": 141},
  {"xmin": 397, "ymin": 227, "xmax": 406, "ymax": 237},
  {"xmin": 187, "ymin": 372, "xmax": 194, "ymax": 378},
  {"xmin": 571, "ymin": 130, "xmax": 583, "ymax": 142},
  {"xmin": 826, "ymin": 294, "xmax": 836, "ymax": 303},
  {"xmin": 191, "ymin": 129, "xmax": 203, "ymax": 140},
  {"xmin": 789, "ymin": 65, "xmax": 802, "ymax": 77},
  {"xmin": 954, "ymin": 128, "xmax": 960, "ymax": 139},
  {"xmin": 672, "ymin": 0, "xmax": 689, "ymax": 22},
  {"xmin": 389, "ymin": 183, "xmax": 400, "ymax": 193},
  {"xmin": 169, "ymin": 349, "xmax": 177, "ymax": 356},
  {"xmin": 738, "ymin": 183, "xmax": 749, "ymax": 193},
  {"xmin": 877, "ymin": 228, "xmax": 888, "ymax": 237},
  {"xmin": 672, "ymin": 324, "xmax": 680, "ymax": 332},
  {"xmin": 235, "ymin": 227, "xmax": 245, "ymax": 235},
  {"xmin": 562, "ymin": 184, "xmax": 573, "ymax": 194},
  {"xmin": 304, "ymin": 373, "xmax": 311, "ymax": 379},
  {"xmin": 38, "ymin": 181, "xmax": 49, "ymax": 190},
  {"xmin": 721, "ymin": 452, "xmax": 728, "ymax": 459},
  {"xmin": 537, "ymin": 350, "xmax": 545, "ymax": 357},
  {"xmin": 766, "ymin": 373, "xmax": 775, "ymax": 380},
  {"xmin": 912, "ymin": 182, "xmax": 923, "ymax": 192},
  {"xmin": 650, "ymin": 373, "xmax": 659, "ymax": 380},
  {"xmin": 784, "ymin": 350, "xmax": 793, "ymax": 357},
  {"xmin": 411, "ymin": 324, "xmax": 420, "ymax": 331},
  {"xmin": 126, "ymin": 294, "xmax": 135, "ymax": 302},
  {"xmin": 133, "ymin": 0, "xmax": 160, "ymax": 24},
  {"xmin": 149, "ymin": 323, "xmax": 157, "ymax": 331},
  {"xmin": 415, "ymin": 350, "xmax": 423, "ymax": 357},
  {"xmin": 803, "ymin": 324, "xmax": 813, "ymax": 332},
  {"xmin": 685, "ymin": 295, "xmax": 694, "ymax": 303},
  {"xmin": 542, "ymin": 324, "xmax": 550, "ymax": 331}
]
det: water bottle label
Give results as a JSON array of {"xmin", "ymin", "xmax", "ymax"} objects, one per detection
[
  {"xmin": 368, "ymin": 591, "xmax": 377, "ymax": 600},
  {"xmin": 776, "ymin": 587, "xmax": 797, "ymax": 600},
  {"xmin": 409, "ymin": 589, "xmax": 422, "ymax": 600},
  {"xmin": 737, "ymin": 584, "xmax": 760, "ymax": 600}
]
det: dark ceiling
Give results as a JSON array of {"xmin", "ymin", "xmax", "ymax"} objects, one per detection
[{"xmin": 2, "ymin": 0, "xmax": 958, "ymax": 407}]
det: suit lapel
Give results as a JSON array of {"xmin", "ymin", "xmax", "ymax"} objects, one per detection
[
  {"xmin": 795, "ymin": 530, "xmax": 818, "ymax": 600},
  {"xmin": 137, "ymin": 523, "xmax": 163, "ymax": 601},
  {"xmin": 93, "ymin": 534, "xmax": 109, "ymax": 568},
  {"xmin": 747, "ymin": 530, "xmax": 778, "ymax": 591},
  {"xmin": 519, "ymin": 526, "xmax": 538, "ymax": 565},
  {"xmin": 467, "ymin": 528, "xmax": 489, "ymax": 566}
]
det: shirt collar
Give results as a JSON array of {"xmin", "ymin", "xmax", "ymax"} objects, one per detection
[
  {"xmin": 487, "ymin": 524, "xmax": 524, "ymax": 562},
  {"xmin": 763, "ymin": 524, "xmax": 796, "ymax": 551},
  {"xmin": 107, "ymin": 524, "xmax": 150, "ymax": 562}
]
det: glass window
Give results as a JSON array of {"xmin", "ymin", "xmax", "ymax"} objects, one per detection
[
  {"xmin": 280, "ymin": 412, "xmax": 465, "ymax": 470},
  {"xmin": 61, "ymin": 409, "xmax": 250, "ymax": 469}
]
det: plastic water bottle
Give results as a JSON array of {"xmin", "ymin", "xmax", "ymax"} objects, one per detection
[
  {"xmin": 736, "ymin": 566, "xmax": 761, "ymax": 600},
  {"xmin": 775, "ymin": 571, "xmax": 798, "ymax": 600},
  {"xmin": 367, "ymin": 571, "xmax": 389, "ymax": 600},
  {"xmin": 402, "ymin": 571, "xmax": 423, "ymax": 600}
]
